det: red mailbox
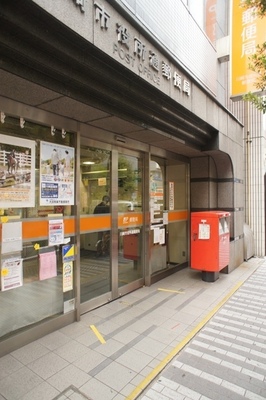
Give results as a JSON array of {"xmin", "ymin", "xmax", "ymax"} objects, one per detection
[
  {"xmin": 123, "ymin": 234, "xmax": 138, "ymax": 261},
  {"xmin": 191, "ymin": 211, "xmax": 230, "ymax": 281}
]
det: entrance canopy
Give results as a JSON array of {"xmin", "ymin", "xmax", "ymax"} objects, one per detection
[{"xmin": 0, "ymin": 0, "xmax": 218, "ymax": 158}]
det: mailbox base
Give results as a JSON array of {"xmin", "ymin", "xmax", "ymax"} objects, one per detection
[{"xmin": 202, "ymin": 271, "xmax": 219, "ymax": 282}]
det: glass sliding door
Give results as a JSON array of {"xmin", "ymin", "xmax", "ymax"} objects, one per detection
[
  {"xmin": 79, "ymin": 143, "xmax": 144, "ymax": 308},
  {"xmin": 117, "ymin": 153, "xmax": 143, "ymax": 289},
  {"xmin": 150, "ymin": 156, "xmax": 189, "ymax": 277},
  {"xmin": 166, "ymin": 163, "xmax": 189, "ymax": 266},
  {"xmin": 80, "ymin": 145, "xmax": 111, "ymax": 303}
]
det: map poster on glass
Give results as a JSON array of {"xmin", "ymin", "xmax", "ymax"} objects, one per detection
[
  {"xmin": 40, "ymin": 141, "xmax": 75, "ymax": 206},
  {"xmin": 0, "ymin": 134, "xmax": 35, "ymax": 208}
]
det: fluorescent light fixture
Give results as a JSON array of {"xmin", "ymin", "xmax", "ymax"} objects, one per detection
[{"xmin": 82, "ymin": 168, "xmax": 127, "ymax": 175}]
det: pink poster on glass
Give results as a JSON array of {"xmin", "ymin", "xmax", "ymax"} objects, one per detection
[{"xmin": 39, "ymin": 250, "xmax": 57, "ymax": 280}]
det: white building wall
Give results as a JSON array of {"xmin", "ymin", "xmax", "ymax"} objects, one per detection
[
  {"xmin": 229, "ymin": 98, "xmax": 266, "ymax": 257},
  {"xmin": 115, "ymin": 0, "xmax": 217, "ymax": 94},
  {"xmin": 248, "ymin": 110, "xmax": 266, "ymax": 257}
]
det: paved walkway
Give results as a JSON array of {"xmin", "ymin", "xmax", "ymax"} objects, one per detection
[
  {"xmin": 139, "ymin": 259, "xmax": 266, "ymax": 400},
  {"xmin": 0, "ymin": 257, "xmax": 264, "ymax": 400}
]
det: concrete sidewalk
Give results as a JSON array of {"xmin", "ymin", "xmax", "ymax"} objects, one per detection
[{"xmin": 0, "ymin": 257, "xmax": 263, "ymax": 400}]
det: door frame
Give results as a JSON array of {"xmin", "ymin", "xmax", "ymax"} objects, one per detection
[
  {"xmin": 148, "ymin": 154, "xmax": 190, "ymax": 285},
  {"xmin": 79, "ymin": 139, "xmax": 146, "ymax": 314}
]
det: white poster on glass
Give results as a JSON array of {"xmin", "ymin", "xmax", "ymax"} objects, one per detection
[
  {"xmin": 0, "ymin": 134, "xmax": 35, "ymax": 208},
  {"xmin": 1, "ymin": 257, "xmax": 23, "ymax": 291},
  {"xmin": 63, "ymin": 261, "xmax": 73, "ymax": 292},
  {"xmin": 49, "ymin": 219, "xmax": 64, "ymax": 246},
  {"xmin": 40, "ymin": 141, "xmax": 75, "ymax": 206},
  {"xmin": 1, "ymin": 221, "xmax": 22, "ymax": 254},
  {"xmin": 153, "ymin": 226, "xmax": 160, "ymax": 244},
  {"xmin": 159, "ymin": 228, "xmax": 165, "ymax": 244},
  {"xmin": 169, "ymin": 181, "xmax": 174, "ymax": 211}
]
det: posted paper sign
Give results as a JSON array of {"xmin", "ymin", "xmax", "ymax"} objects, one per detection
[
  {"xmin": 169, "ymin": 181, "xmax": 174, "ymax": 211},
  {"xmin": 199, "ymin": 223, "xmax": 210, "ymax": 239},
  {"xmin": 1, "ymin": 258, "xmax": 23, "ymax": 291},
  {"xmin": 39, "ymin": 250, "xmax": 57, "ymax": 280},
  {"xmin": 159, "ymin": 228, "xmax": 165, "ymax": 245},
  {"xmin": 153, "ymin": 226, "xmax": 165, "ymax": 244},
  {"xmin": 1, "ymin": 221, "xmax": 22, "ymax": 254},
  {"xmin": 62, "ymin": 244, "xmax": 75, "ymax": 262},
  {"xmin": 40, "ymin": 141, "xmax": 75, "ymax": 206},
  {"xmin": 63, "ymin": 261, "xmax": 73, "ymax": 292},
  {"xmin": 153, "ymin": 227, "xmax": 160, "ymax": 244},
  {"xmin": 49, "ymin": 219, "xmax": 64, "ymax": 246},
  {"xmin": 0, "ymin": 134, "xmax": 35, "ymax": 208},
  {"xmin": 163, "ymin": 211, "xmax": 168, "ymax": 225}
]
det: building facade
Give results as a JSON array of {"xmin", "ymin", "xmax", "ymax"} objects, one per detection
[
  {"xmin": 0, "ymin": 0, "xmax": 245, "ymax": 356},
  {"xmin": 228, "ymin": 0, "xmax": 266, "ymax": 258}
]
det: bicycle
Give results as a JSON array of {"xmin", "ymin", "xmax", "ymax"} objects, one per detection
[{"xmin": 96, "ymin": 231, "xmax": 110, "ymax": 257}]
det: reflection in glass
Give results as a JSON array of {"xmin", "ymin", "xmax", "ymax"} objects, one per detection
[
  {"xmin": 80, "ymin": 146, "xmax": 111, "ymax": 303},
  {"xmin": 80, "ymin": 147, "xmax": 111, "ymax": 215},
  {"xmin": 80, "ymin": 231, "xmax": 111, "ymax": 303},
  {"xmin": 118, "ymin": 154, "xmax": 143, "ymax": 287},
  {"xmin": 118, "ymin": 154, "xmax": 142, "ymax": 212},
  {"xmin": 118, "ymin": 228, "xmax": 143, "ymax": 287}
]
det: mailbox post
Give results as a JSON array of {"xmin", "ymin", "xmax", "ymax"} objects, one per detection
[{"xmin": 191, "ymin": 211, "xmax": 230, "ymax": 282}]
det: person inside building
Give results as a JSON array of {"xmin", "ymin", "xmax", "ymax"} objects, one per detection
[
  {"xmin": 93, "ymin": 195, "xmax": 110, "ymax": 255},
  {"xmin": 93, "ymin": 195, "xmax": 110, "ymax": 214}
]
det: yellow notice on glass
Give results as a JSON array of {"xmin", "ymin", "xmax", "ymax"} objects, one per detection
[{"xmin": 63, "ymin": 261, "xmax": 73, "ymax": 292}]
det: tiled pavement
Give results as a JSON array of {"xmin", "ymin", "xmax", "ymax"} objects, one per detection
[
  {"xmin": 140, "ymin": 259, "xmax": 266, "ymax": 400},
  {"xmin": 0, "ymin": 256, "xmax": 264, "ymax": 400}
]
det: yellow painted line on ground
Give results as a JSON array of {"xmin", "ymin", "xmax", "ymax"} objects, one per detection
[
  {"xmin": 126, "ymin": 281, "xmax": 243, "ymax": 400},
  {"xmin": 120, "ymin": 301, "xmax": 132, "ymax": 306},
  {"xmin": 158, "ymin": 288, "xmax": 184, "ymax": 294},
  {"xmin": 90, "ymin": 325, "xmax": 106, "ymax": 344}
]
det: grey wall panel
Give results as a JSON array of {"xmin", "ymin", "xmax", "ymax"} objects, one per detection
[{"xmin": 116, "ymin": 0, "xmax": 217, "ymax": 94}]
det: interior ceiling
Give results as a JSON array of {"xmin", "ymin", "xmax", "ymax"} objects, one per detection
[{"xmin": 0, "ymin": 0, "xmax": 218, "ymax": 159}]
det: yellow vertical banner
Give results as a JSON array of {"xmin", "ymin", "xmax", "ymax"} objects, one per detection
[{"xmin": 231, "ymin": 0, "xmax": 266, "ymax": 99}]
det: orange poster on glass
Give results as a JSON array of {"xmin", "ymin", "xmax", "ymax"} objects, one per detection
[
  {"xmin": 231, "ymin": 0, "xmax": 266, "ymax": 99},
  {"xmin": 205, "ymin": 0, "xmax": 217, "ymax": 44}
]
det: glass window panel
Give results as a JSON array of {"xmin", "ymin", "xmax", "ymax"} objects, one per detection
[
  {"xmin": 118, "ymin": 154, "xmax": 143, "ymax": 287},
  {"xmin": 0, "ymin": 117, "xmax": 76, "ymax": 339},
  {"xmin": 80, "ymin": 146, "xmax": 111, "ymax": 215},
  {"xmin": 80, "ymin": 146, "xmax": 111, "ymax": 303},
  {"xmin": 118, "ymin": 154, "xmax": 142, "ymax": 211}
]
